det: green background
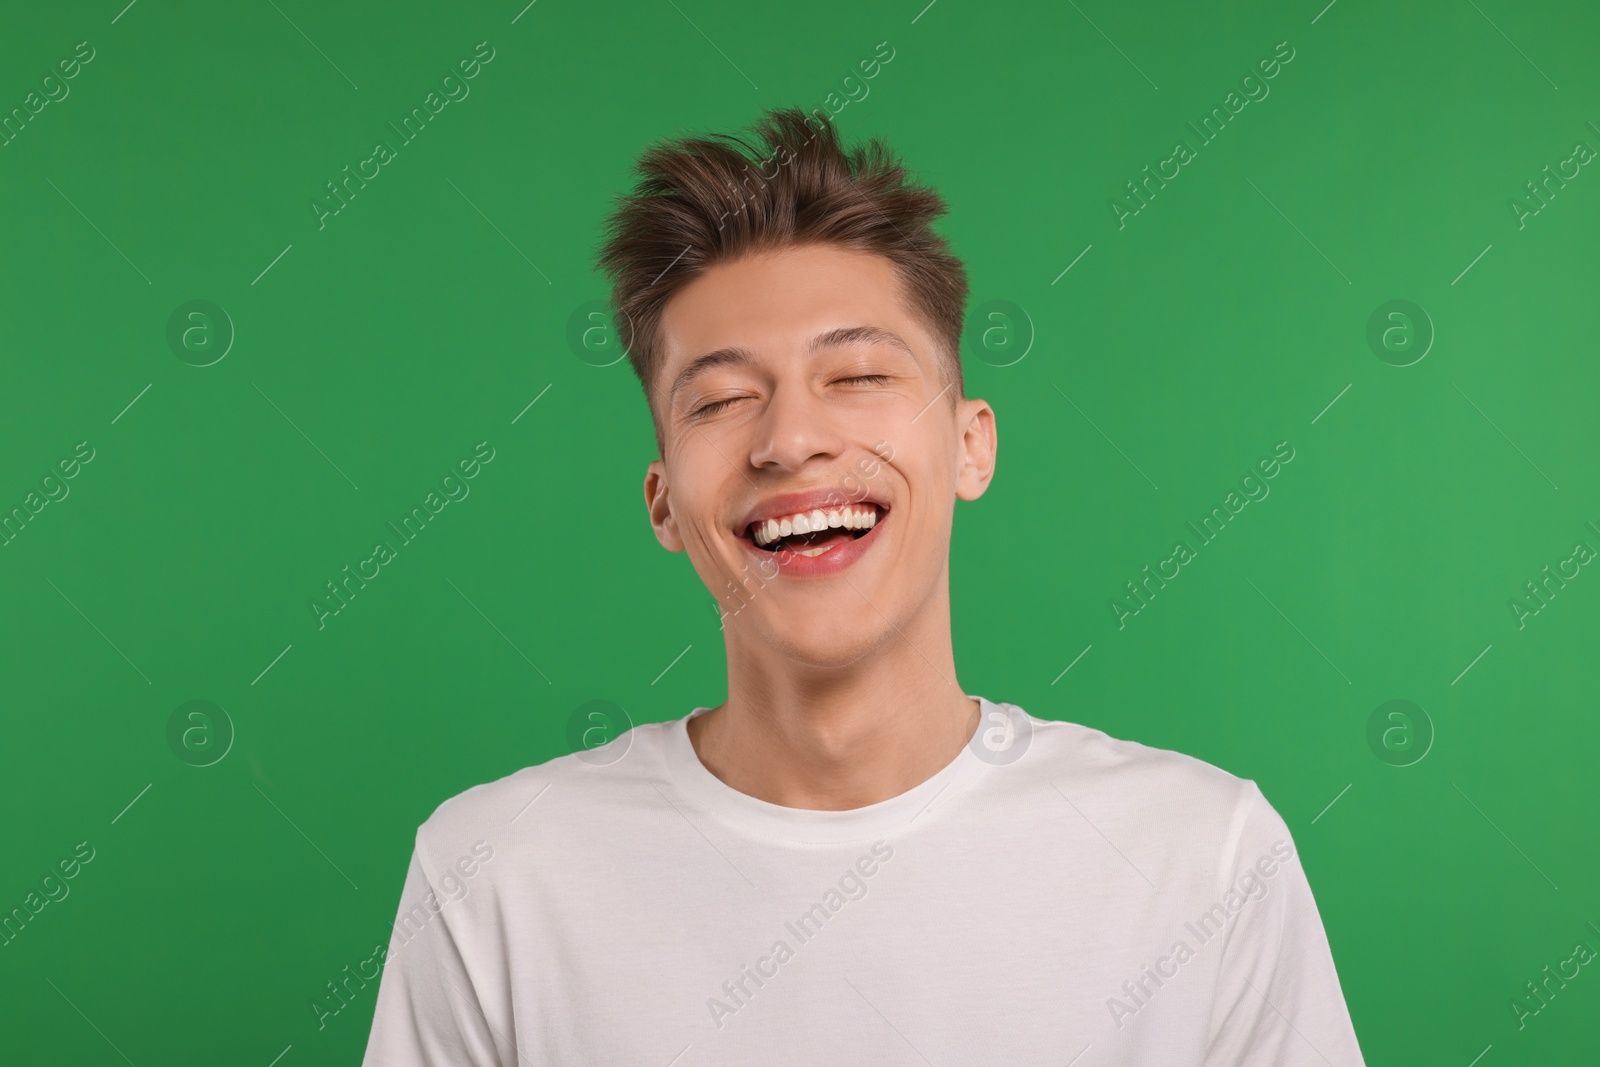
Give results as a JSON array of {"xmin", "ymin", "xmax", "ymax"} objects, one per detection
[{"xmin": 2, "ymin": 0, "xmax": 1596, "ymax": 1063}]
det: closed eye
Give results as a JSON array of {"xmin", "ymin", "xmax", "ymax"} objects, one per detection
[
  {"xmin": 690, "ymin": 376, "xmax": 890, "ymax": 419},
  {"xmin": 688, "ymin": 396, "xmax": 744, "ymax": 419}
]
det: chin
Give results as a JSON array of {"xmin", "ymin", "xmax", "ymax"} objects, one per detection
[{"xmin": 740, "ymin": 615, "xmax": 886, "ymax": 670}]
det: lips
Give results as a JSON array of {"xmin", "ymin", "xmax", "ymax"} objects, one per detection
[
  {"xmin": 731, "ymin": 487, "xmax": 891, "ymax": 576},
  {"xmin": 736, "ymin": 502, "xmax": 889, "ymax": 577}
]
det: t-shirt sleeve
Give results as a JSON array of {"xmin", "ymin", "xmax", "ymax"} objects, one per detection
[
  {"xmin": 1201, "ymin": 781, "xmax": 1366, "ymax": 1067},
  {"xmin": 360, "ymin": 835, "xmax": 506, "ymax": 1067}
]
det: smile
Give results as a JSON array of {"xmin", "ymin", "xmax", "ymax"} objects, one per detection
[
  {"xmin": 733, "ymin": 486, "xmax": 893, "ymax": 577},
  {"xmin": 747, "ymin": 504, "xmax": 883, "ymax": 556}
]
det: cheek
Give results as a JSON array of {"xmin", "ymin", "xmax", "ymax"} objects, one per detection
[
  {"xmin": 893, "ymin": 431, "xmax": 952, "ymax": 494},
  {"xmin": 682, "ymin": 515, "xmax": 726, "ymax": 558},
  {"xmin": 885, "ymin": 448, "xmax": 955, "ymax": 549},
  {"xmin": 665, "ymin": 452, "xmax": 736, "ymax": 557}
]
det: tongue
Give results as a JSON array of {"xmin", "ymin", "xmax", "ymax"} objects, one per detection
[{"xmin": 783, "ymin": 527, "xmax": 855, "ymax": 553}]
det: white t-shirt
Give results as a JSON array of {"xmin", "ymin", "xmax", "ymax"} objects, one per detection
[{"xmin": 360, "ymin": 697, "xmax": 1365, "ymax": 1065}]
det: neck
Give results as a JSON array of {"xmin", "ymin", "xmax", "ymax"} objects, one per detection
[{"xmin": 687, "ymin": 587, "xmax": 978, "ymax": 810}]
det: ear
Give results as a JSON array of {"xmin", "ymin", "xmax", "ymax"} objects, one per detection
[
  {"xmin": 643, "ymin": 459, "xmax": 685, "ymax": 551},
  {"xmin": 954, "ymin": 398, "xmax": 997, "ymax": 501}
]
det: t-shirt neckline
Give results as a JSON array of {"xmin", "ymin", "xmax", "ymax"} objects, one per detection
[{"xmin": 660, "ymin": 695, "xmax": 998, "ymax": 845}]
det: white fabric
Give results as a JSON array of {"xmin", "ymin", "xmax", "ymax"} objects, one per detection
[{"xmin": 362, "ymin": 697, "xmax": 1365, "ymax": 1065}]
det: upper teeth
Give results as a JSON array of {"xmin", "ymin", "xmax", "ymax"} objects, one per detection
[{"xmin": 752, "ymin": 505, "xmax": 880, "ymax": 547}]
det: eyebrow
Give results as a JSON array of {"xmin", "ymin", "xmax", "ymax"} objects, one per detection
[
  {"xmin": 808, "ymin": 325, "xmax": 914, "ymax": 358},
  {"xmin": 668, "ymin": 325, "xmax": 914, "ymax": 406}
]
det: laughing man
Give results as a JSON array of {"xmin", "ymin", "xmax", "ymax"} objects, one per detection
[{"xmin": 362, "ymin": 108, "xmax": 1366, "ymax": 1066}]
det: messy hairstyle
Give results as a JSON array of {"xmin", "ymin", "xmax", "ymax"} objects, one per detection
[{"xmin": 596, "ymin": 106, "xmax": 968, "ymax": 448}]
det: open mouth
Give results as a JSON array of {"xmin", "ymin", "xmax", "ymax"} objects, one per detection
[{"xmin": 744, "ymin": 503, "xmax": 887, "ymax": 558}]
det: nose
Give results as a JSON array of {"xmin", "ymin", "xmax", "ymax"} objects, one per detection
[{"xmin": 746, "ymin": 379, "xmax": 846, "ymax": 472}]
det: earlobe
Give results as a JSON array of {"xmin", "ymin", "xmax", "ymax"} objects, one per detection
[
  {"xmin": 644, "ymin": 462, "xmax": 684, "ymax": 551},
  {"xmin": 955, "ymin": 400, "xmax": 998, "ymax": 501}
]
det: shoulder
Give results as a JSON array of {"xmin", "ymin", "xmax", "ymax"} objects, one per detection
[
  {"xmin": 997, "ymin": 704, "xmax": 1290, "ymax": 894},
  {"xmin": 1003, "ymin": 704, "xmax": 1277, "ymax": 861},
  {"xmin": 408, "ymin": 718, "xmax": 674, "ymax": 873},
  {"xmin": 1022, "ymin": 708, "xmax": 1257, "ymax": 813}
]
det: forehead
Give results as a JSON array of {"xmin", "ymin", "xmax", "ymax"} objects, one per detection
[{"xmin": 656, "ymin": 244, "xmax": 922, "ymax": 372}]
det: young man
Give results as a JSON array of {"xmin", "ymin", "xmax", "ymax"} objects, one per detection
[{"xmin": 361, "ymin": 108, "xmax": 1366, "ymax": 1065}]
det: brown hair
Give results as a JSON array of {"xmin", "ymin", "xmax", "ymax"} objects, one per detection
[{"xmin": 596, "ymin": 106, "xmax": 968, "ymax": 445}]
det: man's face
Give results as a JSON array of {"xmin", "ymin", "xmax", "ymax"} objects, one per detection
[{"xmin": 643, "ymin": 243, "xmax": 997, "ymax": 668}]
